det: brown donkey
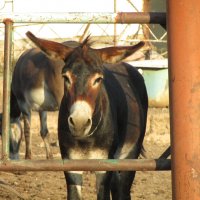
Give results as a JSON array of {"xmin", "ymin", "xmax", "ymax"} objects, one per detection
[{"xmin": 27, "ymin": 31, "xmax": 148, "ymax": 200}]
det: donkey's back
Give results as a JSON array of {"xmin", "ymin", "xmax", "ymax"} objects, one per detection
[
  {"xmin": 12, "ymin": 48, "xmax": 64, "ymax": 111},
  {"xmin": 104, "ymin": 62, "xmax": 148, "ymax": 160}
]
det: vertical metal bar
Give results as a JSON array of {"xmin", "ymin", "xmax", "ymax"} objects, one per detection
[
  {"xmin": 2, "ymin": 19, "xmax": 13, "ymax": 160},
  {"xmin": 167, "ymin": 1, "xmax": 200, "ymax": 200},
  {"xmin": 142, "ymin": 0, "xmax": 151, "ymax": 59},
  {"xmin": 113, "ymin": 0, "xmax": 117, "ymax": 46}
]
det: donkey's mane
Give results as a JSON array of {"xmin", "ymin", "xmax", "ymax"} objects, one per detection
[
  {"xmin": 80, "ymin": 35, "xmax": 94, "ymax": 48},
  {"xmin": 76, "ymin": 35, "xmax": 100, "ymax": 63}
]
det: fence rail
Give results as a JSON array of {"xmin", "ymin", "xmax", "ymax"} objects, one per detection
[
  {"xmin": 0, "ymin": 159, "xmax": 171, "ymax": 171},
  {"xmin": 0, "ymin": 12, "xmax": 166, "ymax": 24}
]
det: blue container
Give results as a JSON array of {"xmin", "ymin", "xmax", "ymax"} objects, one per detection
[
  {"xmin": 128, "ymin": 59, "xmax": 169, "ymax": 107},
  {"xmin": 142, "ymin": 68, "xmax": 169, "ymax": 107}
]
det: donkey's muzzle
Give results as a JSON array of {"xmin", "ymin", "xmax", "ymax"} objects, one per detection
[{"xmin": 68, "ymin": 100, "xmax": 93, "ymax": 138}]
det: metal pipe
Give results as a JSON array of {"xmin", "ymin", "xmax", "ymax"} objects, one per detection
[
  {"xmin": 168, "ymin": 1, "xmax": 200, "ymax": 199},
  {"xmin": 0, "ymin": 12, "xmax": 166, "ymax": 24},
  {"xmin": 113, "ymin": 0, "xmax": 117, "ymax": 46},
  {"xmin": 1, "ymin": 19, "xmax": 13, "ymax": 160},
  {"xmin": 0, "ymin": 159, "xmax": 171, "ymax": 171}
]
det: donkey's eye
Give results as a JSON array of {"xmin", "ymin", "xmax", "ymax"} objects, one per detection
[
  {"xmin": 62, "ymin": 74, "xmax": 71, "ymax": 85},
  {"xmin": 93, "ymin": 77, "xmax": 103, "ymax": 86}
]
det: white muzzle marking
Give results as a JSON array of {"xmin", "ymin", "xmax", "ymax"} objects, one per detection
[{"xmin": 68, "ymin": 100, "xmax": 92, "ymax": 137}]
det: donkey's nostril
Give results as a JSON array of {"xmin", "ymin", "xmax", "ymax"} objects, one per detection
[
  {"xmin": 85, "ymin": 118, "xmax": 91, "ymax": 127},
  {"xmin": 69, "ymin": 117, "xmax": 75, "ymax": 126},
  {"xmin": 68, "ymin": 114, "xmax": 92, "ymax": 135}
]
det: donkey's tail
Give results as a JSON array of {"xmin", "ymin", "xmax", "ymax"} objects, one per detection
[{"xmin": 10, "ymin": 89, "xmax": 21, "ymax": 119}]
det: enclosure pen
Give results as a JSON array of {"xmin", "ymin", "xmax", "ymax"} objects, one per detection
[
  {"xmin": 3, "ymin": 10, "xmax": 195, "ymax": 200},
  {"xmin": 1, "ymin": 11, "xmax": 168, "ymax": 167}
]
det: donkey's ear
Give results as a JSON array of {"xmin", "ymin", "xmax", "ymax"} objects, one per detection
[
  {"xmin": 26, "ymin": 31, "xmax": 74, "ymax": 60},
  {"xmin": 96, "ymin": 41, "xmax": 145, "ymax": 64}
]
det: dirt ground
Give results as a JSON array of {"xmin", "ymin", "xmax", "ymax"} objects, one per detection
[{"xmin": 0, "ymin": 104, "xmax": 171, "ymax": 200}]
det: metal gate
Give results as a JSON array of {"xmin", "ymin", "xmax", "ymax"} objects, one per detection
[
  {"xmin": 1, "ymin": 2, "xmax": 199, "ymax": 199},
  {"xmin": 1, "ymin": 12, "xmax": 169, "ymax": 171}
]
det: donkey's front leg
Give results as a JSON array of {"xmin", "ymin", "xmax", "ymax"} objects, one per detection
[
  {"xmin": 96, "ymin": 171, "xmax": 112, "ymax": 200},
  {"xmin": 65, "ymin": 171, "xmax": 83, "ymax": 200}
]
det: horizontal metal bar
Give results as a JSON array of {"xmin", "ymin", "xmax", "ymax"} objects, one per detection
[
  {"xmin": 0, "ymin": 12, "xmax": 166, "ymax": 24},
  {"xmin": 0, "ymin": 159, "xmax": 171, "ymax": 171}
]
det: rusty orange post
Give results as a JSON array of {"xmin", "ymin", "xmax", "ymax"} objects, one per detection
[{"xmin": 167, "ymin": 1, "xmax": 200, "ymax": 199}]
